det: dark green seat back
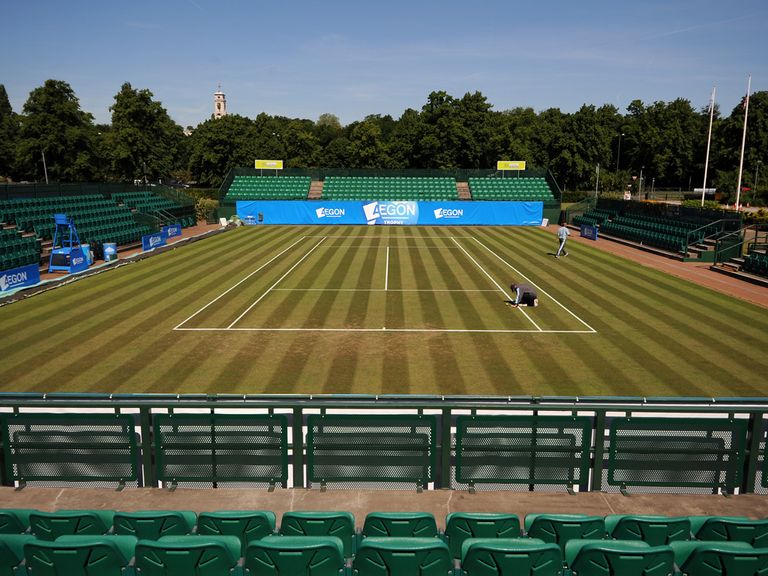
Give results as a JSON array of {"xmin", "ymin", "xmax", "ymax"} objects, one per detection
[
  {"xmin": 362, "ymin": 512, "xmax": 438, "ymax": 538},
  {"xmin": 671, "ymin": 541, "xmax": 768, "ymax": 576},
  {"xmin": 565, "ymin": 539, "xmax": 674, "ymax": 576},
  {"xmin": 0, "ymin": 510, "xmax": 36, "ymax": 534},
  {"xmin": 524, "ymin": 514, "xmax": 605, "ymax": 553},
  {"xmin": 245, "ymin": 535, "xmax": 345, "ymax": 576},
  {"xmin": 0, "ymin": 534, "xmax": 37, "ymax": 576},
  {"xmin": 113, "ymin": 510, "xmax": 196, "ymax": 540},
  {"xmin": 605, "ymin": 515, "xmax": 690, "ymax": 546},
  {"xmin": 197, "ymin": 510, "xmax": 276, "ymax": 555},
  {"xmin": 460, "ymin": 538, "xmax": 562, "ymax": 576},
  {"xmin": 24, "ymin": 535, "xmax": 136, "ymax": 576},
  {"xmin": 279, "ymin": 511, "xmax": 355, "ymax": 558},
  {"xmin": 691, "ymin": 517, "xmax": 768, "ymax": 547},
  {"xmin": 353, "ymin": 537, "xmax": 452, "ymax": 576},
  {"xmin": 135, "ymin": 535, "xmax": 241, "ymax": 576},
  {"xmin": 445, "ymin": 513, "xmax": 521, "ymax": 560},
  {"xmin": 29, "ymin": 510, "xmax": 115, "ymax": 541}
]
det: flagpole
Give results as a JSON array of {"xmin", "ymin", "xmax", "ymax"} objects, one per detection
[
  {"xmin": 735, "ymin": 74, "xmax": 751, "ymax": 211},
  {"xmin": 701, "ymin": 87, "xmax": 715, "ymax": 207}
]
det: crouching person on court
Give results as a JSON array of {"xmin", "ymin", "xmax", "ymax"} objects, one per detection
[{"xmin": 510, "ymin": 282, "xmax": 539, "ymax": 307}]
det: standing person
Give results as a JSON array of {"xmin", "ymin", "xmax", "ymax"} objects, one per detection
[
  {"xmin": 510, "ymin": 282, "xmax": 538, "ymax": 307},
  {"xmin": 556, "ymin": 223, "xmax": 570, "ymax": 258}
]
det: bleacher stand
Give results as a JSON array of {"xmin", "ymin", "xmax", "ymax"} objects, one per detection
[
  {"xmin": 322, "ymin": 176, "xmax": 458, "ymax": 201},
  {"xmin": 469, "ymin": 177, "xmax": 555, "ymax": 201},
  {"xmin": 225, "ymin": 175, "xmax": 311, "ymax": 200}
]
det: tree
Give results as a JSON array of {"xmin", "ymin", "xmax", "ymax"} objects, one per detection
[
  {"xmin": 0, "ymin": 85, "xmax": 19, "ymax": 180},
  {"xmin": 187, "ymin": 114, "xmax": 259, "ymax": 187},
  {"xmin": 16, "ymin": 80, "xmax": 98, "ymax": 182}
]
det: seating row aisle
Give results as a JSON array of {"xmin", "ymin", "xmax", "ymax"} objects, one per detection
[{"xmin": 1, "ymin": 509, "xmax": 767, "ymax": 574}]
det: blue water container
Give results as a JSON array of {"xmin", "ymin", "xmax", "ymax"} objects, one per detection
[{"xmin": 103, "ymin": 243, "xmax": 118, "ymax": 262}]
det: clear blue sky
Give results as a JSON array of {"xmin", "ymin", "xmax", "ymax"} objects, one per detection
[{"xmin": 2, "ymin": 0, "xmax": 766, "ymax": 128}]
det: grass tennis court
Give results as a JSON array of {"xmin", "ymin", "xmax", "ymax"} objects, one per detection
[{"xmin": 0, "ymin": 225, "xmax": 766, "ymax": 396}]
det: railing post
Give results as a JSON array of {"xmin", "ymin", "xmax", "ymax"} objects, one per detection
[
  {"xmin": 590, "ymin": 410, "xmax": 607, "ymax": 492},
  {"xmin": 440, "ymin": 408, "xmax": 452, "ymax": 489},
  {"xmin": 139, "ymin": 407, "xmax": 156, "ymax": 488},
  {"xmin": 292, "ymin": 408, "xmax": 304, "ymax": 489},
  {"xmin": 744, "ymin": 412, "xmax": 763, "ymax": 494}
]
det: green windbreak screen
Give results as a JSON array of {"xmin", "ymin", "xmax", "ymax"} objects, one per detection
[
  {"xmin": 454, "ymin": 415, "xmax": 591, "ymax": 488},
  {"xmin": 154, "ymin": 413, "xmax": 288, "ymax": 486}
]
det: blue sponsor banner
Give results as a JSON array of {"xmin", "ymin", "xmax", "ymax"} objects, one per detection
[
  {"xmin": 0, "ymin": 263, "xmax": 41, "ymax": 293},
  {"xmin": 580, "ymin": 224, "xmax": 599, "ymax": 241},
  {"xmin": 68, "ymin": 246, "xmax": 89, "ymax": 273},
  {"xmin": 142, "ymin": 232, "xmax": 166, "ymax": 251},
  {"xmin": 162, "ymin": 223, "xmax": 182, "ymax": 239},
  {"xmin": 236, "ymin": 200, "xmax": 543, "ymax": 226}
]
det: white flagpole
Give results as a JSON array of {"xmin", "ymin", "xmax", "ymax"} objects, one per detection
[
  {"xmin": 735, "ymin": 74, "xmax": 751, "ymax": 211},
  {"xmin": 701, "ymin": 86, "xmax": 716, "ymax": 207}
]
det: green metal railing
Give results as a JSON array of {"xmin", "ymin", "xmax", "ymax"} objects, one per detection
[{"xmin": 0, "ymin": 394, "xmax": 766, "ymax": 493}]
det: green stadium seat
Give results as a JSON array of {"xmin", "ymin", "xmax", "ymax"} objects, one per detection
[
  {"xmin": 353, "ymin": 537, "xmax": 451, "ymax": 576},
  {"xmin": 0, "ymin": 534, "xmax": 36, "ymax": 576},
  {"xmin": 524, "ymin": 514, "xmax": 605, "ymax": 553},
  {"xmin": 444, "ymin": 513, "xmax": 521, "ymax": 560},
  {"xmin": 244, "ymin": 535, "xmax": 345, "ymax": 576},
  {"xmin": 196, "ymin": 510, "xmax": 276, "ymax": 555},
  {"xmin": 362, "ymin": 512, "xmax": 438, "ymax": 538},
  {"xmin": 24, "ymin": 535, "xmax": 136, "ymax": 576},
  {"xmin": 460, "ymin": 538, "xmax": 562, "ymax": 576},
  {"xmin": 113, "ymin": 510, "xmax": 196, "ymax": 540},
  {"xmin": 670, "ymin": 540, "xmax": 768, "ymax": 576},
  {"xmin": 604, "ymin": 514, "xmax": 690, "ymax": 546},
  {"xmin": 565, "ymin": 539, "xmax": 674, "ymax": 576},
  {"xmin": 30, "ymin": 510, "xmax": 115, "ymax": 541},
  {"xmin": 279, "ymin": 511, "xmax": 355, "ymax": 558},
  {"xmin": 134, "ymin": 535, "xmax": 241, "ymax": 576},
  {"xmin": 689, "ymin": 516, "xmax": 768, "ymax": 547},
  {"xmin": 0, "ymin": 510, "xmax": 36, "ymax": 534}
]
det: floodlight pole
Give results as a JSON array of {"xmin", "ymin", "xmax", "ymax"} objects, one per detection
[
  {"xmin": 616, "ymin": 133, "xmax": 624, "ymax": 172},
  {"xmin": 735, "ymin": 74, "xmax": 751, "ymax": 211},
  {"xmin": 595, "ymin": 163, "xmax": 600, "ymax": 198},
  {"xmin": 41, "ymin": 150, "xmax": 49, "ymax": 184},
  {"xmin": 701, "ymin": 86, "xmax": 716, "ymax": 207}
]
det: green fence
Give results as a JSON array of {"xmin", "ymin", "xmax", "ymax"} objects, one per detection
[{"xmin": 0, "ymin": 395, "xmax": 766, "ymax": 493}]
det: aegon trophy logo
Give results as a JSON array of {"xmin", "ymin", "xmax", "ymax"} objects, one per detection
[
  {"xmin": 362, "ymin": 201, "xmax": 418, "ymax": 225},
  {"xmin": 433, "ymin": 207, "xmax": 464, "ymax": 219},
  {"xmin": 315, "ymin": 207, "xmax": 346, "ymax": 219}
]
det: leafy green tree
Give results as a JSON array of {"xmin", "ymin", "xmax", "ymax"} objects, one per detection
[
  {"xmin": 188, "ymin": 114, "xmax": 258, "ymax": 187},
  {"xmin": 16, "ymin": 80, "xmax": 98, "ymax": 182},
  {"xmin": 0, "ymin": 85, "xmax": 19, "ymax": 180}
]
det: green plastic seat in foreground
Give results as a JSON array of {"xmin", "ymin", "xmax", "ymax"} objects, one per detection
[
  {"xmin": 0, "ymin": 510, "xmax": 37, "ymax": 534},
  {"xmin": 670, "ymin": 540, "xmax": 768, "ymax": 576},
  {"xmin": 24, "ymin": 535, "xmax": 136, "ymax": 576},
  {"xmin": 29, "ymin": 510, "xmax": 115, "ymax": 541},
  {"xmin": 690, "ymin": 516, "xmax": 768, "ymax": 547},
  {"xmin": 197, "ymin": 510, "xmax": 276, "ymax": 555},
  {"xmin": 353, "ymin": 537, "xmax": 451, "ymax": 576},
  {"xmin": 604, "ymin": 514, "xmax": 690, "ymax": 546},
  {"xmin": 460, "ymin": 538, "xmax": 562, "ymax": 576},
  {"xmin": 565, "ymin": 539, "xmax": 674, "ymax": 576},
  {"xmin": 135, "ymin": 535, "xmax": 241, "ymax": 576},
  {"xmin": 0, "ymin": 534, "xmax": 36, "ymax": 576},
  {"xmin": 444, "ymin": 513, "xmax": 521, "ymax": 560},
  {"xmin": 524, "ymin": 514, "xmax": 605, "ymax": 553},
  {"xmin": 113, "ymin": 510, "xmax": 196, "ymax": 540},
  {"xmin": 362, "ymin": 512, "xmax": 438, "ymax": 538},
  {"xmin": 244, "ymin": 535, "xmax": 345, "ymax": 576},
  {"xmin": 279, "ymin": 511, "xmax": 355, "ymax": 558}
]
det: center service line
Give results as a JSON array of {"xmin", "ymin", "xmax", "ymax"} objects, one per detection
[
  {"xmin": 451, "ymin": 237, "xmax": 543, "ymax": 332},
  {"xmin": 226, "ymin": 237, "xmax": 327, "ymax": 329},
  {"xmin": 385, "ymin": 246, "xmax": 390, "ymax": 291}
]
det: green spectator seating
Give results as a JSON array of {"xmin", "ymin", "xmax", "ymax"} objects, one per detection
[
  {"xmin": 524, "ymin": 514, "xmax": 605, "ymax": 554},
  {"xmin": 460, "ymin": 538, "xmax": 562, "ymax": 576},
  {"xmin": 353, "ymin": 537, "xmax": 452, "ymax": 576},
  {"xmin": 279, "ymin": 511, "xmax": 356, "ymax": 558},
  {"xmin": 113, "ymin": 510, "xmax": 197, "ymax": 540},
  {"xmin": 0, "ymin": 509, "xmax": 36, "ymax": 534},
  {"xmin": 670, "ymin": 540, "xmax": 768, "ymax": 575},
  {"xmin": 134, "ymin": 535, "xmax": 241, "ymax": 576},
  {"xmin": 112, "ymin": 190, "xmax": 180, "ymax": 213},
  {"xmin": 197, "ymin": 510, "xmax": 276, "ymax": 555},
  {"xmin": 604, "ymin": 514, "xmax": 690, "ymax": 546},
  {"xmin": 690, "ymin": 516, "xmax": 768, "ymax": 546},
  {"xmin": 0, "ymin": 534, "xmax": 36, "ymax": 576},
  {"xmin": 572, "ymin": 209, "xmax": 618, "ymax": 228},
  {"xmin": 29, "ymin": 510, "xmax": 115, "ymax": 541},
  {"xmin": 24, "ymin": 535, "xmax": 137, "ymax": 576},
  {"xmin": 469, "ymin": 177, "xmax": 555, "ymax": 201},
  {"xmin": 742, "ymin": 251, "xmax": 768, "ymax": 278},
  {"xmin": 362, "ymin": 512, "xmax": 438, "ymax": 538},
  {"xmin": 225, "ymin": 175, "xmax": 311, "ymax": 200},
  {"xmin": 322, "ymin": 176, "xmax": 457, "ymax": 201},
  {"xmin": 0, "ymin": 229, "xmax": 40, "ymax": 271},
  {"xmin": 444, "ymin": 513, "xmax": 521, "ymax": 560},
  {"xmin": 565, "ymin": 539, "xmax": 675, "ymax": 576},
  {"xmin": 244, "ymin": 535, "xmax": 346, "ymax": 576}
]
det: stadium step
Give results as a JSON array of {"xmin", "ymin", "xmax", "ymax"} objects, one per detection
[
  {"xmin": 308, "ymin": 180, "xmax": 324, "ymax": 199},
  {"xmin": 456, "ymin": 181, "xmax": 471, "ymax": 200}
]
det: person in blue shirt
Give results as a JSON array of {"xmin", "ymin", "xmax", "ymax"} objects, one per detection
[
  {"xmin": 510, "ymin": 282, "xmax": 538, "ymax": 307},
  {"xmin": 556, "ymin": 224, "xmax": 570, "ymax": 258}
]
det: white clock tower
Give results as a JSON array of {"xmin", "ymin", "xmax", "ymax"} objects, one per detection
[{"xmin": 214, "ymin": 84, "xmax": 227, "ymax": 119}]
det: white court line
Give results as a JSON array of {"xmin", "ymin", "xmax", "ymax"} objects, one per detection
[
  {"xmin": 472, "ymin": 236, "xmax": 597, "ymax": 333},
  {"xmin": 173, "ymin": 236, "xmax": 308, "ymax": 330},
  {"xmin": 176, "ymin": 327, "xmax": 597, "ymax": 334},
  {"xmin": 451, "ymin": 237, "xmax": 543, "ymax": 332},
  {"xmin": 302, "ymin": 235, "xmax": 476, "ymax": 239},
  {"xmin": 384, "ymin": 246, "xmax": 390, "ymax": 291},
  {"xmin": 271, "ymin": 288, "xmax": 499, "ymax": 292},
  {"xmin": 226, "ymin": 237, "xmax": 327, "ymax": 329}
]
